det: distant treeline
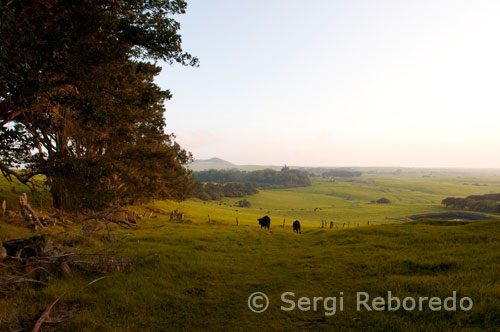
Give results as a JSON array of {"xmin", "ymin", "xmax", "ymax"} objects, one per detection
[
  {"xmin": 295, "ymin": 167, "xmax": 363, "ymax": 177},
  {"xmin": 441, "ymin": 194, "xmax": 500, "ymax": 213},
  {"xmin": 194, "ymin": 182, "xmax": 259, "ymax": 201},
  {"xmin": 321, "ymin": 169, "xmax": 362, "ymax": 178},
  {"xmin": 194, "ymin": 166, "xmax": 311, "ymax": 189}
]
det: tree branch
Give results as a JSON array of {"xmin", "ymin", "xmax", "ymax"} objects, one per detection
[{"xmin": 0, "ymin": 161, "xmax": 42, "ymax": 185}]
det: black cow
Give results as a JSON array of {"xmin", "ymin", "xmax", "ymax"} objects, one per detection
[
  {"xmin": 258, "ymin": 216, "xmax": 271, "ymax": 230},
  {"xmin": 293, "ymin": 220, "xmax": 301, "ymax": 233}
]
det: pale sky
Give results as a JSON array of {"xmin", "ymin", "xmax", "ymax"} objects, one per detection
[{"xmin": 156, "ymin": 0, "xmax": 500, "ymax": 168}]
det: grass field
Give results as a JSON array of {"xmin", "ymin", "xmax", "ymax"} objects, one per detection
[
  {"xmin": 1, "ymin": 173, "xmax": 500, "ymax": 331},
  {"xmin": 156, "ymin": 173, "xmax": 500, "ymax": 228}
]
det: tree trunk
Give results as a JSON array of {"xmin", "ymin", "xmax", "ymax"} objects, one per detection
[{"xmin": 49, "ymin": 177, "xmax": 80, "ymax": 211}]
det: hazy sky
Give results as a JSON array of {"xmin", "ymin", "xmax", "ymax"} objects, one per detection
[{"xmin": 156, "ymin": 0, "xmax": 500, "ymax": 168}]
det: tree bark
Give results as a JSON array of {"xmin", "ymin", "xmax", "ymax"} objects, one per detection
[{"xmin": 49, "ymin": 177, "xmax": 80, "ymax": 211}]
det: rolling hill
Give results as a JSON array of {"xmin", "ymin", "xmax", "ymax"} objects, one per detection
[
  {"xmin": 188, "ymin": 157, "xmax": 281, "ymax": 172},
  {"xmin": 188, "ymin": 157, "xmax": 236, "ymax": 171}
]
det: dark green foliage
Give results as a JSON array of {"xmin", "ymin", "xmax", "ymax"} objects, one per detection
[
  {"xmin": 297, "ymin": 167, "xmax": 362, "ymax": 177},
  {"xmin": 467, "ymin": 193, "xmax": 500, "ymax": 201},
  {"xmin": 194, "ymin": 166, "xmax": 311, "ymax": 189},
  {"xmin": 236, "ymin": 199, "xmax": 251, "ymax": 207},
  {"xmin": 321, "ymin": 169, "xmax": 362, "ymax": 177},
  {"xmin": 442, "ymin": 194, "xmax": 500, "ymax": 213},
  {"xmin": 196, "ymin": 191, "xmax": 212, "ymax": 201},
  {"xmin": 376, "ymin": 197, "xmax": 391, "ymax": 204},
  {"xmin": 0, "ymin": 0, "xmax": 197, "ymax": 210},
  {"xmin": 194, "ymin": 169, "xmax": 247, "ymax": 183},
  {"xmin": 194, "ymin": 182, "xmax": 258, "ymax": 201}
]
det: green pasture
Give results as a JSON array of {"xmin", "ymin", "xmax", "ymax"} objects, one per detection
[
  {"xmin": 2, "ymin": 215, "xmax": 500, "ymax": 331},
  {"xmin": 2, "ymin": 172, "xmax": 500, "ymax": 331},
  {"xmin": 154, "ymin": 174, "xmax": 500, "ymax": 227},
  {"xmin": 0, "ymin": 175, "xmax": 51, "ymax": 212}
]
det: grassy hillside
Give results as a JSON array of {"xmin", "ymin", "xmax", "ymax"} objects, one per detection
[
  {"xmin": 0, "ymin": 175, "xmax": 51, "ymax": 211},
  {"xmin": 188, "ymin": 157, "xmax": 237, "ymax": 171},
  {"xmin": 157, "ymin": 174, "xmax": 500, "ymax": 227},
  {"xmin": 188, "ymin": 157, "xmax": 282, "ymax": 171},
  {"xmin": 2, "ymin": 214, "xmax": 500, "ymax": 331},
  {"xmin": 2, "ymin": 173, "xmax": 500, "ymax": 331}
]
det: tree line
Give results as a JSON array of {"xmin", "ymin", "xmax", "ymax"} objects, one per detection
[
  {"xmin": 321, "ymin": 169, "xmax": 362, "ymax": 178},
  {"xmin": 442, "ymin": 194, "xmax": 500, "ymax": 213},
  {"xmin": 194, "ymin": 166, "xmax": 311, "ymax": 189},
  {"xmin": 194, "ymin": 182, "xmax": 259, "ymax": 201},
  {"xmin": 1, "ymin": 0, "xmax": 197, "ymax": 210}
]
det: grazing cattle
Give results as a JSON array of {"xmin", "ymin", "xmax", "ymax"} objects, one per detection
[
  {"xmin": 258, "ymin": 216, "xmax": 271, "ymax": 230},
  {"xmin": 293, "ymin": 220, "xmax": 301, "ymax": 233}
]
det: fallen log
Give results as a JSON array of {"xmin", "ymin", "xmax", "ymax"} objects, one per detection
[
  {"xmin": 1, "ymin": 277, "xmax": 49, "ymax": 286},
  {"xmin": 83, "ymin": 207, "xmax": 141, "ymax": 228},
  {"xmin": 3, "ymin": 235, "xmax": 56, "ymax": 258}
]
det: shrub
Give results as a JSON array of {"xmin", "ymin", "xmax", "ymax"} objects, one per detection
[
  {"xmin": 197, "ymin": 192, "xmax": 212, "ymax": 201},
  {"xmin": 377, "ymin": 198, "xmax": 391, "ymax": 204},
  {"xmin": 237, "ymin": 199, "xmax": 251, "ymax": 208}
]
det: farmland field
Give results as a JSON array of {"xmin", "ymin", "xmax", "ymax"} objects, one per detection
[
  {"xmin": 156, "ymin": 173, "xmax": 500, "ymax": 227},
  {"xmin": 2, "ymin": 172, "xmax": 500, "ymax": 331}
]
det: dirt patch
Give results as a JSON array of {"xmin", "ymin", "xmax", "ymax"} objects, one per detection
[{"xmin": 185, "ymin": 287, "xmax": 205, "ymax": 296}]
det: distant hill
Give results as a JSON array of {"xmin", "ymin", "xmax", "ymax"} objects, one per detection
[
  {"xmin": 189, "ymin": 157, "xmax": 282, "ymax": 171},
  {"xmin": 189, "ymin": 160, "xmax": 500, "ymax": 175},
  {"xmin": 189, "ymin": 158, "xmax": 236, "ymax": 171}
]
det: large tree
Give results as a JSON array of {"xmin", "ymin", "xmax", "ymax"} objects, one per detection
[{"xmin": 0, "ymin": 0, "xmax": 198, "ymax": 210}]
